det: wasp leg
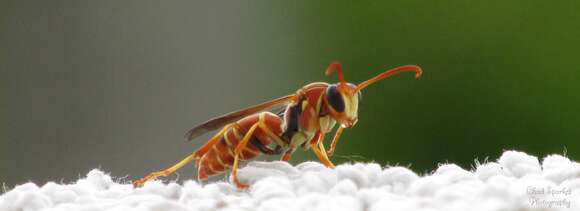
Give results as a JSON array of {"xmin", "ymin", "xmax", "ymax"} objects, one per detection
[
  {"xmin": 133, "ymin": 124, "xmax": 232, "ymax": 188},
  {"xmin": 132, "ymin": 154, "xmax": 198, "ymax": 188},
  {"xmin": 280, "ymin": 148, "xmax": 294, "ymax": 161},
  {"xmin": 310, "ymin": 131, "xmax": 336, "ymax": 168},
  {"xmin": 318, "ymin": 140, "xmax": 331, "ymax": 160},
  {"xmin": 327, "ymin": 126, "xmax": 344, "ymax": 157},
  {"xmin": 231, "ymin": 122, "xmax": 260, "ymax": 189},
  {"xmin": 257, "ymin": 119, "xmax": 288, "ymax": 148}
]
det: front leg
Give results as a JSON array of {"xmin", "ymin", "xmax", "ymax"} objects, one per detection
[
  {"xmin": 309, "ymin": 131, "xmax": 335, "ymax": 168},
  {"xmin": 133, "ymin": 124, "xmax": 233, "ymax": 187},
  {"xmin": 327, "ymin": 126, "xmax": 344, "ymax": 157}
]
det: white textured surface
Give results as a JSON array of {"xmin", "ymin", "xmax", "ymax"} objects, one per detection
[{"xmin": 1, "ymin": 150, "xmax": 580, "ymax": 211}]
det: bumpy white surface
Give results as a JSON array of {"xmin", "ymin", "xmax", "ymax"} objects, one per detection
[{"xmin": 1, "ymin": 150, "xmax": 579, "ymax": 211}]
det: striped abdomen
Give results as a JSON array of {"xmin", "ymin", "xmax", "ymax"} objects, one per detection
[{"xmin": 196, "ymin": 112, "xmax": 284, "ymax": 180}]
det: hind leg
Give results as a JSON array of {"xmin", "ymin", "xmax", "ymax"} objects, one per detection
[
  {"xmin": 132, "ymin": 153, "xmax": 198, "ymax": 187},
  {"xmin": 133, "ymin": 124, "xmax": 232, "ymax": 187}
]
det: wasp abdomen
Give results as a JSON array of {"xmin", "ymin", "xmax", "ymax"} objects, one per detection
[{"xmin": 196, "ymin": 112, "xmax": 284, "ymax": 181}]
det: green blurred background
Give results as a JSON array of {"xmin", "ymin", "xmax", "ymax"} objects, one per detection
[{"xmin": 1, "ymin": 1, "xmax": 579, "ymax": 186}]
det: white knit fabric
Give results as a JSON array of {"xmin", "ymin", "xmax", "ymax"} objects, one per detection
[{"xmin": 1, "ymin": 150, "xmax": 579, "ymax": 211}]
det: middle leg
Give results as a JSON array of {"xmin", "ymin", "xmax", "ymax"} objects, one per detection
[{"xmin": 231, "ymin": 123, "xmax": 259, "ymax": 189}]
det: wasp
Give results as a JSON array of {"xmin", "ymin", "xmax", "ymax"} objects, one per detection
[{"xmin": 133, "ymin": 62, "xmax": 422, "ymax": 188}]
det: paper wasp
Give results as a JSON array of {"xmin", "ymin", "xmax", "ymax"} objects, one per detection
[{"xmin": 133, "ymin": 62, "xmax": 422, "ymax": 188}]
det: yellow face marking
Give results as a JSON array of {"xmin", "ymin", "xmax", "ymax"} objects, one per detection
[{"xmin": 341, "ymin": 92, "xmax": 359, "ymax": 122}]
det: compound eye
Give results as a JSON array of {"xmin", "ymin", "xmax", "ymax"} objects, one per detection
[{"xmin": 326, "ymin": 84, "xmax": 345, "ymax": 112}]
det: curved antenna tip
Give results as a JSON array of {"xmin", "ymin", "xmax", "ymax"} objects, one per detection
[
  {"xmin": 356, "ymin": 64, "xmax": 423, "ymax": 92},
  {"xmin": 414, "ymin": 67, "xmax": 423, "ymax": 78}
]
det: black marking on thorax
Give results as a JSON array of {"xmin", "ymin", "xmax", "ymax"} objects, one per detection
[{"xmin": 281, "ymin": 97, "xmax": 304, "ymax": 141}]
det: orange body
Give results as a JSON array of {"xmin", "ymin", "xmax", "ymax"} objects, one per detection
[{"xmin": 133, "ymin": 62, "xmax": 422, "ymax": 189}]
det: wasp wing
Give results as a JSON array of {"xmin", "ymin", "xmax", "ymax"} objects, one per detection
[{"xmin": 184, "ymin": 94, "xmax": 296, "ymax": 141}]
